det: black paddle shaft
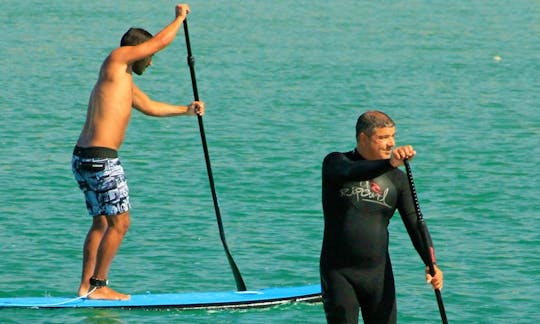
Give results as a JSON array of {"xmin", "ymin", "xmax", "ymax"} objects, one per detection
[
  {"xmin": 183, "ymin": 19, "xmax": 247, "ymax": 291},
  {"xmin": 404, "ymin": 160, "xmax": 448, "ymax": 324}
]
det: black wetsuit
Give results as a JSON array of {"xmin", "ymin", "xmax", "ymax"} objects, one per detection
[{"xmin": 320, "ymin": 149, "xmax": 433, "ymax": 324}]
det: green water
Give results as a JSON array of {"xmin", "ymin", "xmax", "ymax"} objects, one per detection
[{"xmin": 1, "ymin": 0, "xmax": 539, "ymax": 323}]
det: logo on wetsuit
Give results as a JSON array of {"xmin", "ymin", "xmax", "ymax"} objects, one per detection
[{"xmin": 340, "ymin": 180, "xmax": 391, "ymax": 208}]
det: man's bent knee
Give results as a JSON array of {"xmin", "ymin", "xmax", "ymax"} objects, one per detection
[{"xmin": 106, "ymin": 212, "xmax": 130, "ymax": 234}]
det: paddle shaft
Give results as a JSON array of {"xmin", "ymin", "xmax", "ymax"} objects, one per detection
[
  {"xmin": 182, "ymin": 19, "xmax": 247, "ymax": 291},
  {"xmin": 404, "ymin": 160, "xmax": 448, "ymax": 324}
]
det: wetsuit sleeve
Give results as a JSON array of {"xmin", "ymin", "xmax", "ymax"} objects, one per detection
[
  {"xmin": 396, "ymin": 172, "xmax": 435, "ymax": 266},
  {"xmin": 322, "ymin": 152, "xmax": 395, "ymax": 185}
]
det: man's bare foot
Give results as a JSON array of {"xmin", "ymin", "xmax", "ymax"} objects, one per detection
[
  {"xmin": 86, "ymin": 286, "xmax": 130, "ymax": 301},
  {"xmin": 78, "ymin": 284, "xmax": 92, "ymax": 297}
]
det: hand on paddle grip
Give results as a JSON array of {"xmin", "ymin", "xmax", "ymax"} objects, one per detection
[
  {"xmin": 187, "ymin": 101, "xmax": 205, "ymax": 116},
  {"xmin": 390, "ymin": 145, "xmax": 416, "ymax": 167},
  {"xmin": 426, "ymin": 264, "xmax": 444, "ymax": 290},
  {"xmin": 176, "ymin": 4, "xmax": 191, "ymax": 18}
]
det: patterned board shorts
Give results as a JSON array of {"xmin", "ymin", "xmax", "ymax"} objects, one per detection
[{"xmin": 72, "ymin": 146, "xmax": 131, "ymax": 217}]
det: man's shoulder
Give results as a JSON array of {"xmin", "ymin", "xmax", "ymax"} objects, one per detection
[
  {"xmin": 322, "ymin": 151, "xmax": 352, "ymax": 171},
  {"xmin": 105, "ymin": 47, "xmax": 129, "ymax": 64},
  {"xmin": 323, "ymin": 151, "xmax": 346, "ymax": 162},
  {"xmin": 324, "ymin": 150, "xmax": 354, "ymax": 161},
  {"xmin": 96, "ymin": 51, "xmax": 132, "ymax": 80}
]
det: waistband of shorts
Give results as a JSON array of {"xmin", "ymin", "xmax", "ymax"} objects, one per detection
[{"xmin": 73, "ymin": 146, "xmax": 118, "ymax": 159}]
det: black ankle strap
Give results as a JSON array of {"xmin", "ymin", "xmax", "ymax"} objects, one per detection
[{"xmin": 89, "ymin": 277, "xmax": 109, "ymax": 288}]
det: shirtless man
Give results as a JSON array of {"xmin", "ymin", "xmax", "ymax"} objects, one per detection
[
  {"xmin": 320, "ymin": 111, "xmax": 443, "ymax": 323},
  {"xmin": 71, "ymin": 4, "xmax": 204, "ymax": 300}
]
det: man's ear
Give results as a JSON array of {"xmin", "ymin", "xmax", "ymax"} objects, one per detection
[{"xmin": 357, "ymin": 132, "xmax": 367, "ymax": 145}]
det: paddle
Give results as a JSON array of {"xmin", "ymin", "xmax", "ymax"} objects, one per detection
[
  {"xmin": 182, "ymin": 19, "xmax": 247, "ymax": 291},
  {"xmin": 403, "ymin": 160, "xmax": 448, "ymax": 324}
]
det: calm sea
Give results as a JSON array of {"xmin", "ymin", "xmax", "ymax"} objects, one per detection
[{"xmin": 1, "ymin": 0, "xmax": 539, "ymax": 323}]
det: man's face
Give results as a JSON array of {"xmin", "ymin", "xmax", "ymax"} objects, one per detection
[
  {"xmin": 132, "ymin": 56, "xmax": 153, "ymax": 75},
  {"xmin": 358, "ymin": 126, "xmax": 396, "ymax": 160}
]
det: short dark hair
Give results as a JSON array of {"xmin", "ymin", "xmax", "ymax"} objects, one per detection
[
  {"xmin": 355, "ymin": 110, "xmax": 395, "ymax": 137},
  {"xmin": 120, "ymin": 28, "xmax": 153, "ymax": 46}
]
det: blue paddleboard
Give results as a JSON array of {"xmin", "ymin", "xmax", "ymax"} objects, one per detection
[{"xmin": 0, "ymin": 284, "xmax": 321, "ymax": 309}]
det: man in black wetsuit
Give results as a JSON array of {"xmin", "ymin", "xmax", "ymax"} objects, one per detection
[{"xmin": 320, "ymin": 110, "xmax": 443, "ymax": 324}]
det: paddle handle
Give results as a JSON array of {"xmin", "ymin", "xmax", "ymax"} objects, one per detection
[
  {"xmin": 183, "ymin": 19, "xmax": 247, "ymax": 291},
  {"xmin": 404, "ymin": 160, "xmax": 448, "ymax": 324}
]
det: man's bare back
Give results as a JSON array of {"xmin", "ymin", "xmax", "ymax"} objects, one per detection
[{"xmin": 77, "ymin": 54, "xmax": 136, "ymax": 151}]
